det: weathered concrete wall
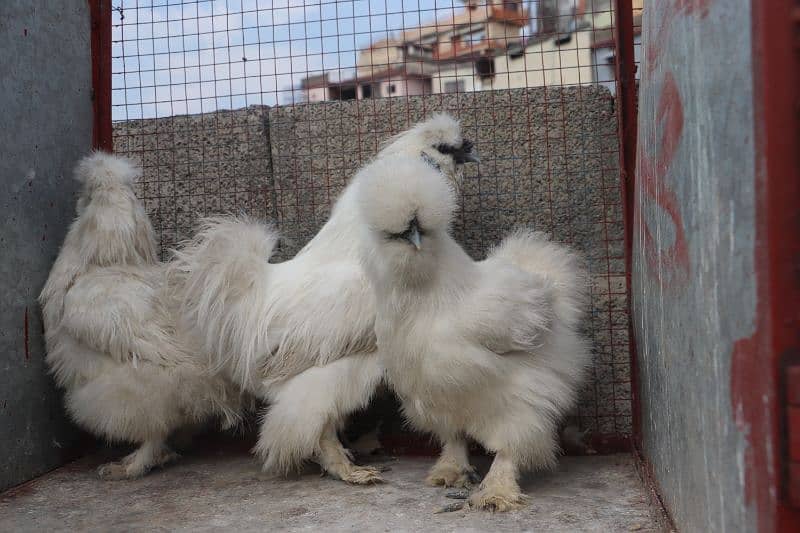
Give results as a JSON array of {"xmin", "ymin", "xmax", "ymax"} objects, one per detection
[
  {"xmin": 0, "ymin": 2, "xmax": 92, "ymax": 491},
  {"xmin": 633, "ymin": 1, "xmax": 756, "ymax": 530},
  {"xmin": 114, "ymin": 87, "xmax": 631, "ymax": 443}
]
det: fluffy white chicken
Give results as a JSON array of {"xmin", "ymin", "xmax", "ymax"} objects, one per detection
[
  {"xmin": 40, "ymin": 152, "xmax": 246, "ymax": 480},
  {"xmin": 357, "ymin": 156, "xmax": 590, "ymax": 510},
  {"xmin": 169, "ymin": 114, "xmax": 479, "ymax": 483}
]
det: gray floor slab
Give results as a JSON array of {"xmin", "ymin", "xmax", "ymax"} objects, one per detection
[{"xmin": 0, "ymin": 452, "xmax": 663, "ymax": 532}]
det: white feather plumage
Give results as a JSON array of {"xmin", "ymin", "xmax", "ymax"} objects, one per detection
[
  {"xmin": 40, "ymin": 152, "xmax": 247, "ymax": 480},
  {"xmin": 357, "ymin": 156, "xmax": 591, "ymax": 510},
  {"xmin": 169, "ymin": 114, "xmax": 474, "ymax": 482}
]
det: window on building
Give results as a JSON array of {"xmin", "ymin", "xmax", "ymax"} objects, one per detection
[
  {"xmin": 443, "ymin": 80, "xmax": 466, "ymax": 93},
  {"xmin": 407, "ymin": 44, "xmax": 434, "ymax": 59},
  {"xmin": 362, "ymin": 84, "xmax": 372, "ymax": 98},
  {"xmin": 339, "ymin": 86, "xmax": 356, "ymax": 100},
  {"xmin": 468, "ymin": 30, "xmax": 486, "ymax": 44},
  {"xmin": 388, "ymin": 84, "xmax": 396, "ymax": 94},
  {"xmin": 476, "ymin": 57, "xmax": 495, "ymax": 79}
]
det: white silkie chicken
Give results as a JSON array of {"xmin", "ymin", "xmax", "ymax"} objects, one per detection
[
  {"xmin": 39, "ymin": 153, "xmax": 246, "ymax": 480},
  {"xmin": 169, "ymin": 114, "xmax": 479, "ymax": 483},
  {"xmin": 357, "ymin": 155, "xmax": 590, "ymax": 510}
]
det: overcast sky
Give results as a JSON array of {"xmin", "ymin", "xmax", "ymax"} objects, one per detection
[{"xmin": 111, "ymin": 0, "xmax": 519, "ymax": 120}]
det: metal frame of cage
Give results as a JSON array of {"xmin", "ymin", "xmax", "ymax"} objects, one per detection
[{"xmin": 89, "ymin": 0, "xmax": 642, "ymax": 453}]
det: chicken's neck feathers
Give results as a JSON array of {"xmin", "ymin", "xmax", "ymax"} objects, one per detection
[{"xmin": 377, "ymin": 238, "xmax": 477, "ymax": 321}]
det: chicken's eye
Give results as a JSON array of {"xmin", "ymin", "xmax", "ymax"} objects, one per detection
[
  {"xmin": 435, "ymin": 143, "xmax": 456, "ymax": 155},
  {"xmin": 385, "ymin": 226, "xmax": 425, "ymax": 241}
]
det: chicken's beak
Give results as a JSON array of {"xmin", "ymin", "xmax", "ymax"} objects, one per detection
[
  {"xmin": 408, "ymin": 225, "xmax": 422, "ymax": 250},
  {"xmin": 454, "ymin": 139, "xmax": 480, "ymax": 164},
  {"xmin": 463, "ymin": 150, "xmax": 480, "ymax": 163}
]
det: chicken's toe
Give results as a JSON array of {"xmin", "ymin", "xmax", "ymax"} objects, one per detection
[
  {"xmin": 467, "ymin": 486, "xmax": 528, "ymax": 512},
  {"xmin": 97, "ymin": 461, "xmax": 136, "ymax": 481},
  {"xmin": 435, "ymin": 502, "xmax": 466, "ymax": 514},
  {"xmin": 340, "ymin": 465, "xmax": 384, "ymax": 485},
  {"xmin": 426, "ymin": 465, "xmax": 479, "ymax": 488}
]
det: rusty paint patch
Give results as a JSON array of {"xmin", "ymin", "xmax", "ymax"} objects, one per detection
[{"xmin": 731, "ymin": 333, "xmax": 775, "ymax": 528}]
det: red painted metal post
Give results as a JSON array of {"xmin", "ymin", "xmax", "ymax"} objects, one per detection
[
  {"xmin": 89, "ymin": 0, "xmax": 112, "ymax": 151},
  {"xmin": 612, "ymin": 0, "xmax": 641, "ymax": 450},
  {"xmin": 750, "ymin": 0, "xmax": 800, "ymax": 530}
]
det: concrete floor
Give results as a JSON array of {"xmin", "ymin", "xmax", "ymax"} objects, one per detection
[{"xmin": 0, "ymin": 451, "xmax": 664, "ymax": 532}]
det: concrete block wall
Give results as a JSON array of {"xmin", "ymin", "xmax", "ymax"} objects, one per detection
[
  {"xmin": 113, "ymin": 106, "xmax": 273, "ymax": 254},
  {"xmin": 114, "ymin": 86, "xmax": 631, "ymax": 442},
  {"xmin": 0, "ymin": 1, "xmax": 93, "ymax": 491}
]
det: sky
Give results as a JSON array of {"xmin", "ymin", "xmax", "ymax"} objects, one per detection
[{"xmin": 111, "ymin": 0, "xmax": 532, "ymax": 120}]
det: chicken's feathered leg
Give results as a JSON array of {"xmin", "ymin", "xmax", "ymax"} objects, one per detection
[
  {"xmin": 317, "ymin": 421, "xmax": 383, "ymax": 484},
  {"xmin": 97, "ymin": 439, "xmax": 179, "ymax": 480},
  {"xmin": 467, "ymin": 450, "xmax": 527, "ymax": 511},
  {"xmin": 425, "ymin": 437, "xmax": 480, "ymax": 488},
  {"xmin": 254, "ymin": 353, "xmax": 385, "ymax": 483}
]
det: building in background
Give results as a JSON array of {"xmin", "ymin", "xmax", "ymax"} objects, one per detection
[
  {"xmin": 492, "ymin": 29, "xmax": 595, "ymax": 90},
  {"xmin": 300, "ymin": 0, "xmax": 527, "ymax": 100},
  {"xmin": 299, "ymin": 0, "xmax": 642, "ymax": 102},
  {"xmin": 583, "ymin": 0, "xmax": 644, "ymax": 94}
]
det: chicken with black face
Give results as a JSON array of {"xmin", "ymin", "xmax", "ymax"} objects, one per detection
[{"xmin": 169, "ymin": 113, "xmax": 480, "ymax": 484}]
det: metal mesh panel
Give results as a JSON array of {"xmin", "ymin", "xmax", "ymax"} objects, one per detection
[{"xmin": 111, "ymin": 0, "xmax": 642, "ymax": 448}]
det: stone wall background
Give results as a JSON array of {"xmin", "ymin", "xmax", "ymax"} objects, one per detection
[{"xmin": 113, "ymin": 86, "xmax": 631, "ymax": 443}]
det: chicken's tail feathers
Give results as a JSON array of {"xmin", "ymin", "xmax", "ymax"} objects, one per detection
[
  {"xmin": 168, "ymin": 215, "xmax": 279, "ymax": 387},
  {"xmin": 490, "ymin": 229, "xmax": 588, "ymax": 330}
]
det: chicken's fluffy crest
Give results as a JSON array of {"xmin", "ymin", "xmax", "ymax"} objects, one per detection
[
  {"xmin": 357, "ymin": 156, "xmax": 457, "ymax": 236},
  {"xmin": 74, "ymin": 151, "xmax": 141, "ymax": 189},
  {"xmin": 379, "ymin": 113, "xmax": 464, "ymax": 155}
]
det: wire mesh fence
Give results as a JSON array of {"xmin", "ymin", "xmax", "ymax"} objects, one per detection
[{"xmin": 110, "ymin": 0, "xmax": 642, "ymax": 449}]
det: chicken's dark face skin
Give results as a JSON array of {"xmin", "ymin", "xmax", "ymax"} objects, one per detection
[
  {"xmin": 386, "ymin": 216, "xmax": 424, "ymax": 250},
  {"xmin": 435, "ymin": 139, "xmax": 480, "ymax": 164}
]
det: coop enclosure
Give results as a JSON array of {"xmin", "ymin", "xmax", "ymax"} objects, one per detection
[
  {"xmin": 8, "ymin": 0, "xmax": 800, "ymax": 531},
  {"xmin": 106, "ymin": 0, "xmax": 642, "ymax": 453}
]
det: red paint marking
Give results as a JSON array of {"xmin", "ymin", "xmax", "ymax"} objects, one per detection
[
  {"xmin": 636, "ymin": 73, "xmax": 690, "ymax": 287},
  {"xmin": 23, "ymin": 307, "xmax": 30, "ymax": 360},
  {"xmin": 675, "ymin": 0, "xmax": 713, "ymax": 17}
]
